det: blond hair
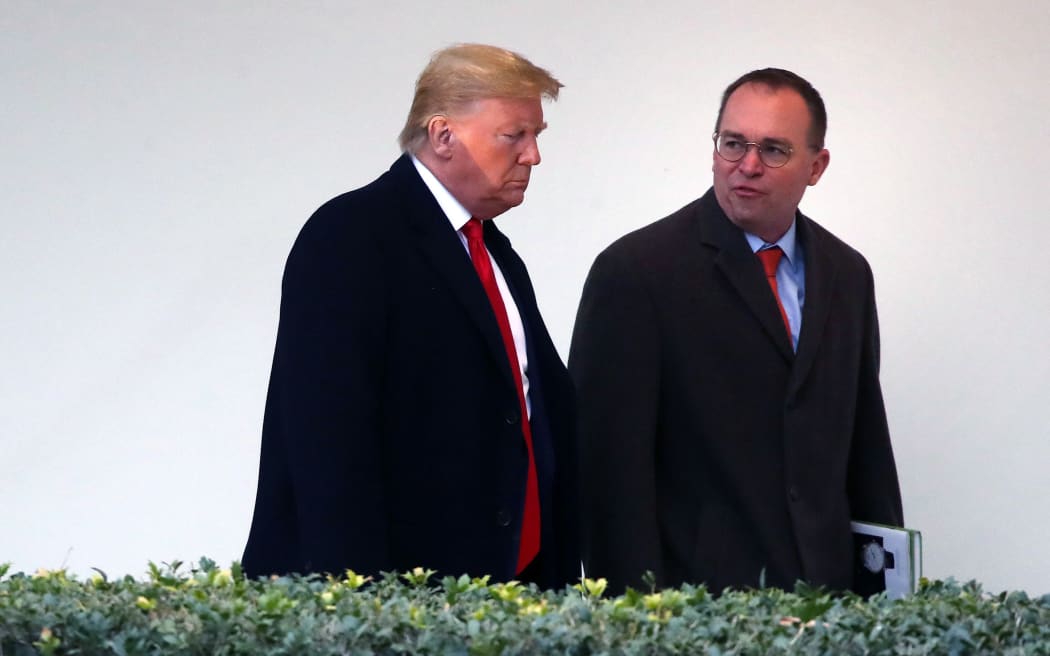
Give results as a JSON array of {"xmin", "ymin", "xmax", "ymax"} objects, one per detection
[{"xmin": 398, "ymin": 43, "xmax": 562, "ymax": 153}]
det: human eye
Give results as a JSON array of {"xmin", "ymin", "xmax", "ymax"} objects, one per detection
[
  {"xmin": 721, "ymin": 137, "xmax": 745, "ymax": 154},
  {"xmin": 761, "ymin": 142, "xmax": 789, "ymax": 157}
]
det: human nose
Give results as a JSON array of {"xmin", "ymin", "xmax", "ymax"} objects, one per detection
[
  {"xmin": 519, "ymin": 136, "xmax": 541, "ymax": 166},
  {"xmin": 737, "ymin": 143, "xmax": 764, "ymax": 175}
]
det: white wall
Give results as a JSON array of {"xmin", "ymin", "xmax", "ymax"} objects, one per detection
[{"xmin": 3, "ymin": 1, "xmax": 1048, "ymax": 593}]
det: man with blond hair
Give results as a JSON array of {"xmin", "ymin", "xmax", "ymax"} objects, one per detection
[{"xmin": 242, "ymin": 44, "xmax": 579, "ymax": 588}]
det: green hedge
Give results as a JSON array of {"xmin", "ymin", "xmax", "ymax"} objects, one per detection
[{"xmin": 2, "ymin": 559, "xmax": 1049, "ymax": 654}]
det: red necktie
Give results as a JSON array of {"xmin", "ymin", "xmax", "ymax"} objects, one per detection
[
  {"xmin": 756, "ymin": 246, "xmax": 792, "ymax": 339},
  {"xmin": 462, "ymin": 218, "xmax": 540, "ymax": 574}
]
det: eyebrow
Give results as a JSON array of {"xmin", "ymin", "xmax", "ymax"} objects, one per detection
[
  {"xmin": 502, "ymin": 121, "xmax": 547, "ymax": 135},
  {"xmin": 720, "ymin": 130, "xmax": 791, "ymax": 145}
]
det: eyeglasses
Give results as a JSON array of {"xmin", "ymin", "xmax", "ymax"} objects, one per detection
[{"xmin": 713, "ymin": 132, "xmax": 794, "ymax": 168}]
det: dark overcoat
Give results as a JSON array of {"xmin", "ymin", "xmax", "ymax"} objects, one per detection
[
  {"xmin": 243, "ymin": 155, "xmax": 579, "ymax": 588},
  {"xmin": 569, "ymin": 188, "xmax": 903, "ymax": 594}
]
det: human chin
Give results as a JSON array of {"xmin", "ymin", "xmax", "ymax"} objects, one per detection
[
  {"xmin": 722, "ymin": 198, "xmax": 766, "ymax": 231},
  {"xmin": 500, "ymin": 188, "xmax": 526, "ymax": 209}
]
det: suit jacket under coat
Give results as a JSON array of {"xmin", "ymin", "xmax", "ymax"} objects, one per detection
[
  {"xmin": 242, "ymin": 155, "xmax": 579, "ymax": 588},
  {"xmin": 569, "ymin": 188, "xmax": 903, "ymax": 595}
]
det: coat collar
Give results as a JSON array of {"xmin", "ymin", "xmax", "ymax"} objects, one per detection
[
  {"xmin": 696, "ymin": 189, "xmax": 795, "ymax": 362},
  {"xmin": 695, "ymin": 188, "xmax": 837, "ymax": 383},
  {"xmin": 388, "ymin": 155, "xmax": 519, "ymax": 390}
]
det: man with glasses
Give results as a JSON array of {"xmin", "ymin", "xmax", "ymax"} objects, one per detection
[{"xmin": 569, "ymin": 68, "xmax": 903, "ymax": 594}]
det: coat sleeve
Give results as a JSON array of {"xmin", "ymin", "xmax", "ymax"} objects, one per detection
[
  {"xmin": 845, "ymin": 261, "xmax": 904, "ymax": 527},
  {"xmin": 266, "ymin": 205, "xmax": 391, "ymax": 576},
  {"xmin": 569, "ymin": 246, "xmax": 664, "ymax": 593}
]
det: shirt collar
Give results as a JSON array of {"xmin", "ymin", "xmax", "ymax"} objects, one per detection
[
  {"xmin": 410, "ymin": 154, "xmax": 472, "ymax": 232},
  {"xmin": 744, "ymin": 218, "xmax": 800, "ymax": 268}
]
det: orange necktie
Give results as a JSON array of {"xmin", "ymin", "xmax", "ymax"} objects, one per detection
[
  {"xmin": 462, "ymin": 218, "xmax": 540, "ymax": 574},
  {"xmin": 756, "ymin": 246, "xmax": 792, "ymax": 339}
]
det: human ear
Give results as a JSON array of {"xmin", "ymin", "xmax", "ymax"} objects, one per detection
[
  {"xmin": 808, "ymin": 148, "xmax": 830, "ymax": 186},
  {"xmin": 427, "ymin": 116, "xmax": 454, "ymax": 159}
]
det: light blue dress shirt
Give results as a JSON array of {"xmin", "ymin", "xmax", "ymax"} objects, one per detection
[{"xmin": 745, "ymin": 221, "xmax": 805, "ymax": 351}]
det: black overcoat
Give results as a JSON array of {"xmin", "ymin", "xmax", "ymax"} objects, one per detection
[
  {"xmin": 569, "ymin": 188, "xmax": 903, "ymax": 594},
  {"xmin": 242, "ymin": 155, "xmax": 579, "ymax": 588}
]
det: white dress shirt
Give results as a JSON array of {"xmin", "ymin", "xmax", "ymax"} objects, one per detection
[{"xmin": 411, "ymin": 155, "xmax": 531, "ymax": 415}]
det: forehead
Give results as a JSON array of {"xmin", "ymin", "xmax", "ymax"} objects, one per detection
[
  {"xmin": 720, "ymin": 83, "xmax": 811, "ymax": 142},
  {"xmin": 459, "ymin": 96, "xmax": 545, "ymax": 128}
]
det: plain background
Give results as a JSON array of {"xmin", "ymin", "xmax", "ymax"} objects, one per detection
[{"xmin": 3, "ymin": 1, "xmax": 1049, "ymax": 593}]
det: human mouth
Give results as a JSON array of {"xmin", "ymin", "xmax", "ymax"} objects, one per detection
[{"xmin": 732, "ymin": 185, "xmax": 764, "ymax": 198}]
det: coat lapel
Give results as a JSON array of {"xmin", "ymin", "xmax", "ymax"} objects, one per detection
[
  {"xmin": 697, "ymin": 192, "xmax": 794, "ymax": 362},
  {"xmin": 787, "ymin": 215, "xmax": 836, "ymax": 396},
  {"xmin": 483, "ymin": 220, "xmax": 550, "ymax": 364},
  {"xmin": 392, "ymin": 156, "xmax": 518, "ymax": 389}
]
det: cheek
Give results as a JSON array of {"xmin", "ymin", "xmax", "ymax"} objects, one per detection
[
  {"xmin": 712, "ymin": 161, "xmax": 732, "ymax": 185},
  {"xmin": 771, "ymin": 169, "xmax": 809, "ymax": 194},
  {"xmin": 477, "ymin": 147, "xmax": 512, "ymax": 177},
  {"xmin": 712, "ymin": 156, "xmax": 736, "ymax": 175},
  {"xmin": 491, "ymin": 154, "xmax": 520, "ymax": 183}
]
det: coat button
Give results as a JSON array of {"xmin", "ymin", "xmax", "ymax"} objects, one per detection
[
  {"xmin": 504, "ymin": 409, "xmax": 519, "ymax": 425},
  {"xmin": 496, "ymin": 510, "xmax": 512, "ymax": 527},
  {"xmin": 788, "ymin": 486, "xmax": 800, "ymax": 502}
]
